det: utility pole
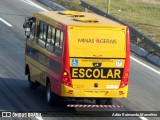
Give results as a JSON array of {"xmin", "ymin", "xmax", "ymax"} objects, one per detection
[{"xmin": 107, "ymin": 0, "xmax": 111, "ymax": 14}]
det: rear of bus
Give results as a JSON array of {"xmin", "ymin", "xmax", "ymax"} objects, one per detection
[{"xmin": 61, "ymin": 25, "xmax": 130, "ymax": 100}]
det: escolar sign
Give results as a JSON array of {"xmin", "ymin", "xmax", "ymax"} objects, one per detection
[{"xmin": 70, "ymin": 67, "xmax": 123, "ymax": 79}]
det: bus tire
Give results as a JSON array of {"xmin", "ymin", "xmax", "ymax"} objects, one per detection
[
  {"xmin": 46, "ymin": 82, "xmax": 57, "ymax": 106},
  {"xmin": 28, "ymin": 72, "xmax": 37, "ymax": 89}
]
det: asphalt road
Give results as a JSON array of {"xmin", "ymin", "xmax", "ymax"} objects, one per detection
[{"xmin": 0, "ymin": 0, "xmax": 159, "ymax": 120}]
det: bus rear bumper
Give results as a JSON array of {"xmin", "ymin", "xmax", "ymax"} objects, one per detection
[{"xmin": 61, "ymin": 85, "xmax": 128, "ymax": 98}]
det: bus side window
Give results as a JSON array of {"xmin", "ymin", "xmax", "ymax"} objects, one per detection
[
  {"xmin": 60, "ymin": 32, "xmax": 64, "ymax": 49},
  {"xmin": 38, "ymin": 21, "xmax": 47, "ymax": 48},
  {"xmin": 47, "ymin": 26, "xmax": 52, "ymax": 43},
  {"xmin": 29, "ymin": 23, "xmax": 35, "ymax": 40},
  {"xmin": 46, "ymin": 26, "xmax": 55, "ymax": 52},
  {"xmin": 54, "ymin": 29, "xmax": 63, "ymax": 57},
  {"xmin": 55, "ymin": 29, "xmax": 60, "ymax": 47},
  {"xmin": 38, "ymin": 21, "xmax": 43, "ymax": 39},
  {"xmin": 43, "ymin": 24, "xmax": 47, "ymax": 41},
  {"xmin": 52, "ymin": 27, "xmax": 56, "ymax": 45}
]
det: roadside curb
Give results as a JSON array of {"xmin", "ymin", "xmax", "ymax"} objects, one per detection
[
  {"xmin": 147, "ymin": 54, "xmax": 160, "ymax": 67},
  {"xmin": 131, "ymin": 43, "xmax": 149, "ymax": 57}
]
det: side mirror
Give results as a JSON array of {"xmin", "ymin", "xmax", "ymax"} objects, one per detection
[
  {"xmin": 23, "ymin": 17, "xmax": 36, "ymax": 37},
  {"xmin": 25, "ymin": 26, "xmax": 31, "ymax": 37},
  {"xmin": 23, "ymin": 17, "xmax": 31, "ymax": 37}
]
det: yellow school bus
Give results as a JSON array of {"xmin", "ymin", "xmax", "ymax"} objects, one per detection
[{"xmin": 23, "ymin": 10, "xmax": 130, "ymax": 106}]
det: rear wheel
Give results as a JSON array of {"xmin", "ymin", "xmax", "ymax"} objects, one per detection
[
  {"xmin": 28, "ymin": 72, "xmax": 37, "ymax": 89},
  {"xmin": 46, "ymin": 82, "xmax": 58, "ymax": 106}
]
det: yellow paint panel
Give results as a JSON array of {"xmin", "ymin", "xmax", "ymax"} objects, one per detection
[
  {"xmin": 61, "ymin": 84, "xmax": 128, "ymax": 98},
  {"xmin": 68, "ymin": 26, "xmax": 126, "ymax": 58}
]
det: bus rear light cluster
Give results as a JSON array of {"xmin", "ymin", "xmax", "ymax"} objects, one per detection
[
  {"xmin": 119, "ymin": 78, "xmax": 128, "ymax": 88},
  {"xmin": 63, "ymin": 70, "xmax": 72, "ymax": 87},
  {"xmin": 120, "ymin": 72, "xmax": 129, "ymax": 88}
]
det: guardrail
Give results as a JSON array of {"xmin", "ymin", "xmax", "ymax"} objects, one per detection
[{"xmin": 80, "ymin": 0, "xmax": 160, "ymax": 53}]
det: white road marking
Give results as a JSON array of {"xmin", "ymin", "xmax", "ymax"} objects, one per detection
[
  {"xmin": 20, "ymin": 0, "xmax": 48, "ymax": 11},
  {"xmin": 0, "ymin": 17, "xmax": 12, "ymax": 27},
  {"xmin": 130, "ymin": 56, "xmax": 160, "ymax": 75},
  {"xmin": 20, "ymin": 1, "xmax": 159, "ymax": 120},
  {"xmin": 139, "ymin": 117, "xmax": 148, "ymax": 120}
]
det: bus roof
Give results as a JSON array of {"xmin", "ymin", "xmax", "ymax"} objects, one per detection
[{"xmin": 34, "ymin": 11, "xmax": 124, "ymax": 27}]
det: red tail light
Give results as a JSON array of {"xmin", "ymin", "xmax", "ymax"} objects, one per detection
[
  {"xmin": 62, "ymin": 70, "xmax": 72, "ymax": 87},
  {"xmin": 119, "ymin": 27, "xmax": 130, "ymax": 89},
  {"xmin": 119, "ymin": 72, "xmax": 129, "ymax": 88}
]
